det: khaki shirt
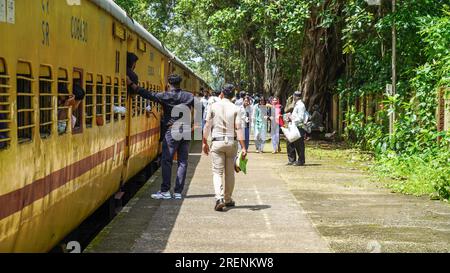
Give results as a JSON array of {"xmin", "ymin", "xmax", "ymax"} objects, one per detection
[{"xmin": 205, "ymin": 98, "xmax": 242, "ymax": 138}]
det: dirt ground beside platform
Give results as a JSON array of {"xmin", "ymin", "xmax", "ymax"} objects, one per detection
[{"xmin": 271, "ymin": 140, "xmax": 450, "ymax": 253}]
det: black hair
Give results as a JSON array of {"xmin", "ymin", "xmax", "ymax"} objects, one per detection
[
  {"xmin": 127, "ymin": 52, "xmax": 139, "ymax": 69},
  {"xmin": 168, "ymin": 74, "xmax": 182, "ymax": 88},
  {"xmin": 222, "ymin": 84, "xmax": 235, "ymax": 99},
  {"xmin": 73, "ymin": 84, "xmax": 85, "ymax": 101}
]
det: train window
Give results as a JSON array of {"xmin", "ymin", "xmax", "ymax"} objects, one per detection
[
  {"xmin": 72, "ymin": 69, "xmax": 83, "ymax": 134},
  {"xmin": 105, "ymin": 77, "xmax": 112, "ymax": 123},
  {"xmin": 39, "ymin": 65, "xmax": 53, "ymax": 139},
  {"xmin": 143, "ymin": 82, "xmax": 150, "ymax": 115},
  {"xmin": 115, "ymin": 51, "xmax": 120, "ymax": 74},
  {"xmin": 0, "ymin": 58, "xmax": 11, "ymax": 150},
  {"xmin": 57, "ymin": 68, "xmax": 70, "ymax": 135},
  {"xmin": 149, "ymin": 51, "xmax": 154, "ymax": 62},
  {"xmin": 138, "ymin": 81, "xmax": 145, "ymax": 115},
  {"xmin": 113, "ymin": 78, "xmax": 120, "ymax": 121},
  {"xmin": 85, "ymin": 73, "xmax": 94, "ymax": 128},
  {"xmin": 140, "ymin": 96, "xmax": 145, "ymax": 115},
  {"xmin": 17, "ymin": 61, "xmax": 34, "ymax": 144},
  {"xmin": 121, "ymin": 79, "xmax": 126, "ymax": 120},
  {"xmin": 96, "ymin": 75, "xmax": 104, "ymax": 126}
]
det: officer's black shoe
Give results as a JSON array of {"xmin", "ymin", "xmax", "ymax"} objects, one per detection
[
  {"xmin": 287, "ymin": 161, "xmax": 295, "ymax": 166},
  {"xmin": 225, "ymin": 200, "xmax": 235, "ymax": 207},
  {"xmin": 294, "ymin": 161, "xmax": 305, "ymax": 166},
  {"xmin": 215, "ymin": 199, "xmax": 225, "ymax": 211}
]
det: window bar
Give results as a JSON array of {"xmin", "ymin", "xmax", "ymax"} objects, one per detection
[
  {"xmin": 0, "ymin": 73, "xmax": 10, "ymax": 149},
  {"xmin": 121, "ymin": 79, "xmax": 126, "ymax": 120},
  {"xmin": 85, "ymin": 79, "xmax": 94, "ymax": 128},
  {"xmin": 17, "ymin": 74, "xmax": 34, "ymax": 143},
  {"xmin": 105, "ymin": 81, "xmax": 112, "ymax": 123}
]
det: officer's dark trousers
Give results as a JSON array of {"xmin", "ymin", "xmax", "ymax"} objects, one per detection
[
  {"xmin": 287, "ymin": 128, "xmax": 305, "ymax": 164},
  {"xmin": 161, "ymin": 130, "xmax": 190, "ymax": 194}
]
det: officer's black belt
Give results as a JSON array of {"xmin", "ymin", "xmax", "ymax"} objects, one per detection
[{"xmin": 212, "ymin": 136, "xmax": 237, "ymax": 142}]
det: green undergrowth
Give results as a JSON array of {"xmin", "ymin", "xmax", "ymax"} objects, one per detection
[
  {"xmin": 370, "ymin": 151, "xmax": 450, "ymax": 201},
  {"xmin": 305, "ymin": 141, "xmax": 450, "ymax": 202}
]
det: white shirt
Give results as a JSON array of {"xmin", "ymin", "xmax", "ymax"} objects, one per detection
[
  {"xmin": 235, "ymin": 98, "xmax": 243, "ymax": 107},
  {"xmin": 239, "ymin": 105, "xmax": 251, "ymax": 128},
  {"xmin": 200, "ymin": 96, "xmax": 209, "ymax": 119},
  {"xmin": 205, "ymin": 96, "xmax": 220, "ymax": 119},
  {"xmin": 291, "ymin": 100, "xmax": 306, "ymax": 127}
]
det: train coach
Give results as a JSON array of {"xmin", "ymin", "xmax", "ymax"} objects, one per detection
[{"xmin": 0, "ymin": 0, "xmax": 208, "ymax": 252}]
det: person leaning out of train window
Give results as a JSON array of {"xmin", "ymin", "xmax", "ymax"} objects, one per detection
[
  {"xmin": 127, "ymin": 52, "xmax": 140, "ymax": 91},
  {"xmin": 127, "ymin": 74, "xmax": 194, "ymax": 200},
  {"xmin": 57, "ymin": 84, "xmax": 85, "ymax": 134}
]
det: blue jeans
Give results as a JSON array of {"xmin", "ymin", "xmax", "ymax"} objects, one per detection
[
  {"xmin": 161, "ymin": 130, "xmax": 190, "ymax": 193},
  {"xmin": 244, "ymin": 126, "xmax": 250, "ymax": 150},
  {"xmin": 239, "ymin": 126, "xmax": 250, "ymax": 151}
]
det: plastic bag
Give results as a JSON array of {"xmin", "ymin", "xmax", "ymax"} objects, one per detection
[{"xmin": 281, "ymin": 122, "xmax": 301, "ymax": 143}]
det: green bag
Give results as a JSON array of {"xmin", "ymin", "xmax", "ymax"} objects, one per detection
[{"xmin": 234, "ymin": 151, "xmax": 248, "ymax": 174}]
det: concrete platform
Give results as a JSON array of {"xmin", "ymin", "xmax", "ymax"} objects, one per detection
[{"xmin": 85, "ymin": 141, "xmax": 331, "ymax": 253}]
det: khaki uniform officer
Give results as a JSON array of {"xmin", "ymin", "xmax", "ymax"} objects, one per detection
[{"xmin": 202, "ymin": 84, "xmax": 247, "ymax": 211}]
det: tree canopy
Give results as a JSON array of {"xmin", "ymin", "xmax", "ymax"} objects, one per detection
[{"xmin": 114, "ymin": 0, "xmax": 450, "ymax": 199}]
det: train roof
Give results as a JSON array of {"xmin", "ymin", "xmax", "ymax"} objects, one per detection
[{"xmin": 90, "ymin": 0, "xmax": 207, "ymax": 85}]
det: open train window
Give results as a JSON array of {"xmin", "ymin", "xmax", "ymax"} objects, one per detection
[
  {"xmin": 96, "ymin": 75, "xmax": 104, "ymax": 126},
  {"xmin": 0, "ymin": 58, "xmax": 11, "ymax": 150},
  {"xmin": 85, "ymin": 73, "xmax": 94, "ymax": 128},
  {"xmin": 17, "ymin": 61, "xmax": 34, "ymax": 144},
  {"xmin": 39, "ymin": 65, "xmax": 53, "ymax": 139},
  {"xmin": 136, "ymin": 81, "xmax": 145, "ymax": 116},
  {"xmin": 143, "ymin": 82, "xmax": 150, "ymax": 115},
  {"xmin": 121, "ymin": 79, "xmax": 126, "ymax": 120},
  {"xmin": 57, "ymin": 68, "xmax": 70, "ymax": 135},
  {"xmin": 72, "ymin": 69, "xmax": 83, "ymax": 134},
  {"xmin": 105, "ymin": 77, "xmax": 112, "ymax": 123},
  {"xmin": 113, "ymin": 78, "xmax": 120, "ymax": 121}
]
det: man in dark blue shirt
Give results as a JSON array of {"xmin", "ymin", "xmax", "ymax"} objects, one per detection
[{"xmin": 127, "ymin": 74, "xmax": 194, "ymax": 200}]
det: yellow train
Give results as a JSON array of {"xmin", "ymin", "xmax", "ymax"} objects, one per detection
[{"xmin": 0, "ymin": 0, "xmax": 208, "ymax": 252}]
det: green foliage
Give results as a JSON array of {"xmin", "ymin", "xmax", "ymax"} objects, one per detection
[{"xmin": 340, "ymin": 2, "xmax": 450, "ymax": 200}]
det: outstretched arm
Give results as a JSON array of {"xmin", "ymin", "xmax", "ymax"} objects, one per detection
[{"xmin": 127, "ymin": 77, "xmax": 162, "ymax": 103}]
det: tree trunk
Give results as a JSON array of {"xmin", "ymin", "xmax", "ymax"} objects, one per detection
[{"xmin": 300, "ymin": 0, "xmax": 345, "ymax": 116}]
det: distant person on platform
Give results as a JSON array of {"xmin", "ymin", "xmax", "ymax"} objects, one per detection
[
  {"xmin": 127, "ymin": 74, "xmax": 194, "ymax": 200},
  {"xmin": 269, "ymin": 97, "xmax": 284, "ymax": 153},
  {"xmin": 239, "ymin": 96, "xmax": 252, "ymax": 151},
  {"xmin": 253, "ymin": 96, "xmax": 268, "ymax": 153},
  {"xmin": 234, "ymin": 91, "xmax": 246, "ymax": 107},
  {"xmin": 205, "ymin": 89, "xmax": 221, "ymax": 121},
  {"xmin": 202, "ymin": 84, "xmax": 247, "ymax": 211},
  {"xmin": 286, "ymin": 91, "xmax": 306, "ymax": 166},
  {"xmin": 200, "ymin": 88, "xmax": 209, "ymax": 129}
]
